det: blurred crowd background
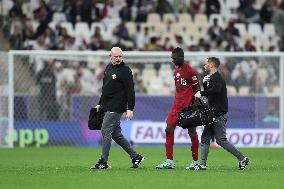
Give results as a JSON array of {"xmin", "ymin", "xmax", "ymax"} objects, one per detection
[
  {"xmin": 2, "ymin": 0, "xmax": 284, "ymax": 52},
  {"xmin": 0, "ymin": 0, "xmax": 281, "ymax": 120}
]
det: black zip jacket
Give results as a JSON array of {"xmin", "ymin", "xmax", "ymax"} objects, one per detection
[
  {"xmin": 98, "ymin": 61, "xmax": 135, "ymax": 113},
  {"xmin": 200, "ymin": 71, "xmax": 228, "ymax": 116}
]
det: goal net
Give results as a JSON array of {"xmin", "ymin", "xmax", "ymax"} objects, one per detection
[{"xmin": 3, "ymin": 50, "xmax": 284, "ymax": 147}]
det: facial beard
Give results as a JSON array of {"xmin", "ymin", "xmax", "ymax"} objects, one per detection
[
  {"xmin": 112, "ymin": 60, "xmax": 121, "ymax": 65},
  {"xmin": 175, "ymin": 62, "xmax": 182, "ymax": 67},
  {"xmin": 204, "ymin": 67, "xmax": 210, "ymax": 74}
]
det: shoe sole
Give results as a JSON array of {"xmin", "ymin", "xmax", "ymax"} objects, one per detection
[
  {"xmin": 156, "ymin": 167, "xmax": 175, "ymax": 169},
  {"xmin": 186, "ymin": 167, "xmax": 206, "ymax": 171},
  {"xmin": 90, "ymin": 165, "xmax": 112, "ymax": 170},
  {"xmin": 186, "ymin": 168, "xmax": 206, "ymax": 171}
]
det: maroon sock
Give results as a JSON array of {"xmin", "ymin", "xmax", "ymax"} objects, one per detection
[
  {"xmin": 190, "ymin": 132, "xmax": 199, "ymax": 161},
  {"xmin": 166, "ymin": 132, "xmax": 174, "ymax": 160}
]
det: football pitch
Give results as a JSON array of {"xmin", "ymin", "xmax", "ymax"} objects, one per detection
[{"xmin": 0, "ymin": 147, "xmax": 283, "ymax": 189}]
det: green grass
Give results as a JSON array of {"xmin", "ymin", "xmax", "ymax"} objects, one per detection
[{"xmin": 0, "ymin": 147, "xmax": 283, "ymax": 189}]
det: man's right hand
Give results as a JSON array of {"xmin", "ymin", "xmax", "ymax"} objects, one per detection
[
  {"xmin": 94, "ymin": 105, "xmax": 101, "ymax": 112},
  {"xmin": 203, "ymin": 75, "xmax": 210, "ymax": 83},
  {"xmin": 126, "ymin": 110, "xmax": 134, "ymax": 120},
  {"xmin": 194, "ymin": 91, "xmax": 201, "ymax": 98}
]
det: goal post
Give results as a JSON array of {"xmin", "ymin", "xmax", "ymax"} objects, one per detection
[
  {"xmin": 280, "ymin": 53, "xmax": 284, "ymax": 147},
  {"xmin": 3, "ymin": 50, "xmax": 284, "ymax": 148},
  {"xmin": 0, "ymin": 52, "xmax": 13, "ymax": 148},
  {"xmin": 8, "ymin": 52, "xmax": 14, "ymax": 148}
]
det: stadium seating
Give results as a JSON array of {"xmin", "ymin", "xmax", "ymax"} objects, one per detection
[
  {"xmin": 153, "ymin": 23, "xmax": 167, "ymax": 34},
  {"xmin": 4, "ymin": 0, "xmax": 280, "ymax": 54},
  {"xmin": 163, "ymin": 13, "xmax": 177, "ymax": 24},
  {"xmin": 248, "ymin": 23, "xmax": 262, "ymax": 36},
  {"xmin": 255, "ymin": 0, "xmax": 266, "ymax": 9},
  {"xmin": 159, "ymin": 32, "xmax": 176, "ymax": 47},
  {"xmin": 227, "ymin": 85, "xmax": 237, "ymax": 96},
  {"xmin": 209, "ymin": 14, "xmax": 225, "ymax": 28},
  {"xmin": 3, "ymin": 0, "xmax": 282, "ymax": 97},
  {"xmin": 147, "ymin": 13, "xmax": 161, "ymax": 24},
  {"xmin": 125, "ymin": 22, "xmax": 137, "ymax": 36},
  {"xmin": 263, "ymin": 23, "xmax": 276, "ymax": 36},
  {"xmin": 60, "ymin": 22, "xmax": 74, "ymax": 36},
  {"xmin": 52, "ymin": 12, "xmax": 67, "ymax": 24},
  {"xmin": 224, "ymin": 0, "xmax": 240, "ymax": 10},
  {"xmin": 178, "ymin": 13, "xmax": 193, "ymax": 25},
  {"xmin": 223, "ymin": 13, "xmax": 238, "ymax": 24},
  {"xmin": 239, "ymin": 86, "xmax": 250, "ymax": 95},
  {"xmin": 194, "ymin": 14, "xmax": 208, "ymax": 26},
  {"xmin": 0, "ymin": 0, "xmax": 13, "ymax": 15},
  {"xmin": 31, "ymin": 20, "xmax": 40, "ymax": 32},
  {"xmin": 235, "ymin": 23, "xmax": 247, "ymax": 36},
  {"xmin": 168, "ymin": 23, "xmax": 187, "ymax": 35},
  {"xmin": 142, "ymin": 68, "xmax": 156, "ymax": 86},
  {"xmin": 74, "ymin": 22, "xmax": 91, "ymax": 42}
]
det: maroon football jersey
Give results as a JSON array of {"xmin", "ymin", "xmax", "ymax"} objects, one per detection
[{"xmin": 173, "ymin": 63, "xmax": 199, "ymax": 108}]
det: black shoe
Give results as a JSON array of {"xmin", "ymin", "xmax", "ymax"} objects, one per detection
[
  {"xmin": 239, "ymin": 157, "xmax": 250, "ymax": 170},
  {"xmin": 132, "ymin": 154, "xmax": 145, "ymax": 168},
  {"xmin": 90, "ymin": 159, "xmax": 111, "ymax": 170}
]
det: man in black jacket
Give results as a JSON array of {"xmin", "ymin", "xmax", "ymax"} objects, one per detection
[
  {"xmin": 90, "ymin": 47, "xmax": 144, "ymax": 169},
  {"xmin": 191, "ymin": 57, "xmax": 250, "ymax": 171}
]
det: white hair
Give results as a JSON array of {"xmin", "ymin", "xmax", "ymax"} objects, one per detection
[{"xmin": 110, "ymin": 47, "xmax": 122, "ymax": 55}]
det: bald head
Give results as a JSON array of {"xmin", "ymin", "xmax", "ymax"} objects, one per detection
[{"xmin": 109, "ymin": 47, "xmax": 123, "ymax": 65}]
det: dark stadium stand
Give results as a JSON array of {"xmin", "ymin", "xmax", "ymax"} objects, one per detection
[{"xmin": 1, "ymin": 0, "xmax": 283, "ymax": 51}]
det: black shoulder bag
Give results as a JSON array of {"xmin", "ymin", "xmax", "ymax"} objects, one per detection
[{"xmin": 178, "ymin": 96, "xmax": 215, "ymax": 129}]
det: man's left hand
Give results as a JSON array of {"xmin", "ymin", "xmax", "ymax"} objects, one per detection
[
  {"xmin": 194, "ymin": 91, "xmax": 201, "ymax": 98},
  {"xmin": 203, "ymin": 75, "xmax": 210, "ymax": 83},
  {"xmin": 126, "ymin": 110, "xmax": 134, "ymax": 120}
]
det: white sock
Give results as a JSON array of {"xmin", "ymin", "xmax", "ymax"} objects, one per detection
[{"xmin": 166, "ymin": 159, "xmax": 174, "ymax": 163}]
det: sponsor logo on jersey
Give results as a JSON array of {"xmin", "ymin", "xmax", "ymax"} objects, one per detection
[
  {"xmin": 176, "ymin": 73, "xmax": 180, "ymax": 78},
  {"xmin": 192, "ymin": 76, "xmax": 197, "ymax": 80},
  {"xmin": 112, "ymin": 74, "xmax": 116, "ymax": 79}
]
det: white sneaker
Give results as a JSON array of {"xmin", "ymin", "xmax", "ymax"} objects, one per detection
[
  {"xmin": 156, "ymin": 159, "xmax": 175, "ymax": 169},
  {"xmin": 188, "ymin": 163, "xmax": 207, "ymax": 171},
  {"xmin": 185, "ymin": 161, "xmax": 198, "ymax": 170}
]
